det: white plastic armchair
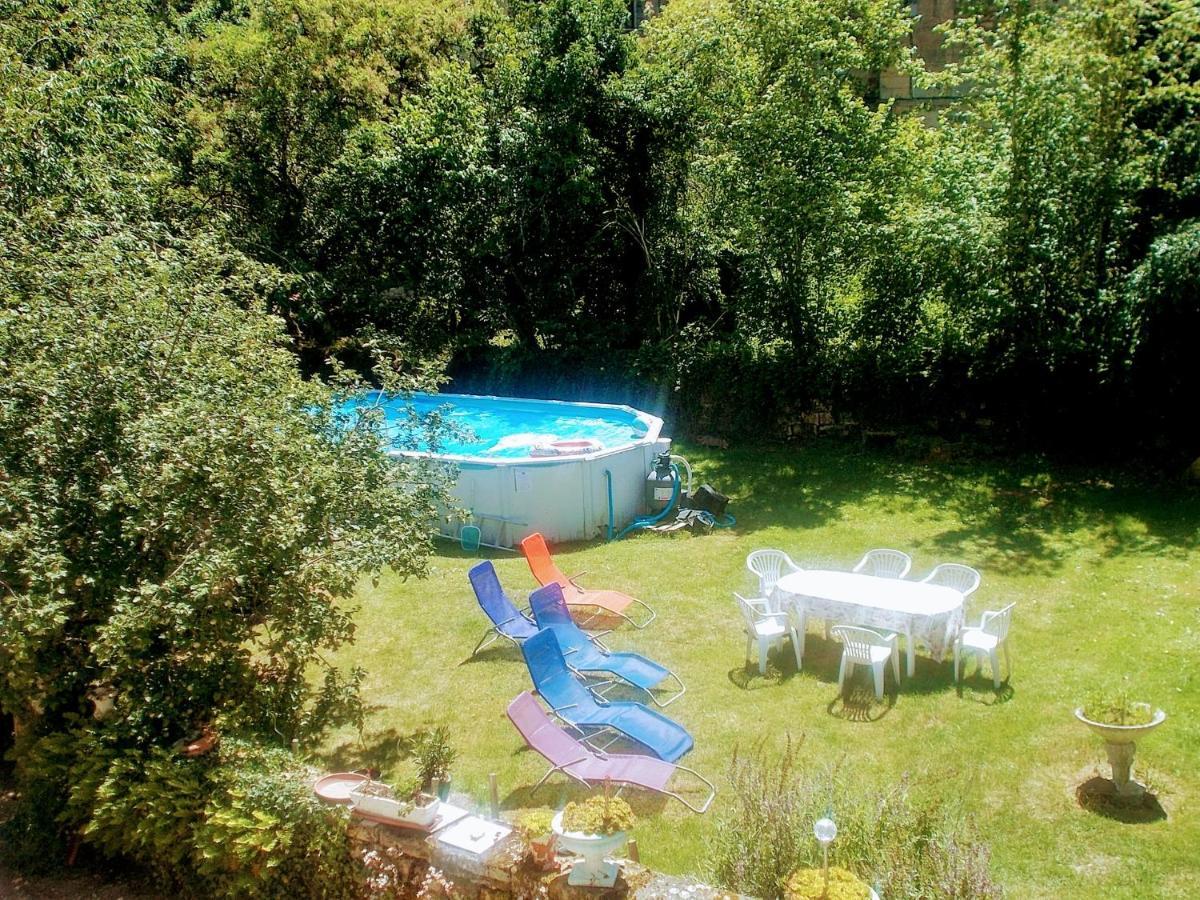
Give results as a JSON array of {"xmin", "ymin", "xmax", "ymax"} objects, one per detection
[
  {"xmin": 746, "ymin": 549, "xmax": 802, "ymax": 600},
  {"xmin": 852, "ymin": 548, "xmax": 912, "ymax": 579},
  {"xmin": 954, "ymin": 603, "xmax": 1015, "ymax": 688},
  {"xmin": 734, "ymin": 592, "xmax": 801, "ymax": 675},
  {"xmin": 830, "ymin": 625, "xmax": 900, "ymax": 700},
  {"xmin": 920, "ymin": 563, "xmax": 981, "ymax": 597}
]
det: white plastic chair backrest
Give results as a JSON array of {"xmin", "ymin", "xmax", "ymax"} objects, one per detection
[
  {"xmin": 733, "ymin": 592, "xmax": 761, "ymax": 633},
  {"xmin": 830, "ymin": 625, "xmax": 888, "ymax": 663},
  {"xmin": 746, "ymin": 549, "xmax": 797, "ymax": 594},
  {"xmin": 854, "ymin": 549, "xmax": 912, "ymax": 579},
  {"xmin": 980, "ymin": 603, "xmax": 1015, "ymax": 640},
  {"xmin": 925, "ymin": 563, "xmax": 981, "ymax": 597}
]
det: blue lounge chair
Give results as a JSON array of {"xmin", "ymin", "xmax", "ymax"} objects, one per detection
[
  {"xmin": 468, "ymin": 561, "xmax": 538, "ymax": 656},
  {"xmin": 520, "ymin": 629, "xmax": 694, "ymax": 763},
  {"xmin": 529, "ymin": 584, "xmax": 685, "ymax": 707}
]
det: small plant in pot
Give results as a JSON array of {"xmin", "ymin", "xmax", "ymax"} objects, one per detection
[
  {"xmin": 349, "ymin": 772, "xmax": 440, "ymax": 827},
  {"xmin": 515, "ymin": 809, "xmax": 559, "ymax": 871},
  {"xmin": 1075, "ymin": 689, "xmax": 1167, "ymax": 799},
  {"xmin": 552, "ymin": 793, "xmax": 636, "ymax": 887},
  {"xmin": 413, "ymin": 725, "xmax": 458, "ymax": 800}
]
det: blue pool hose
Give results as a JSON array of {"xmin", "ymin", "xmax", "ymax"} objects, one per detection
[{"xmin": 614, "ymin": 464, "xmax": 681, "ymax": 540}]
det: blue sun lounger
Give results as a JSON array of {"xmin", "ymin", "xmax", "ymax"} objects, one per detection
[
  {"xmin": 529, "ymin": 584, "xmax": 686, "ymax": 707},
  {"xmin": 468, "ymin": 561, "xmax": 538, "ymax": 655},
  {"xmin": 520, "ymin": 628, "xmax": 694, "ymax": 763}
]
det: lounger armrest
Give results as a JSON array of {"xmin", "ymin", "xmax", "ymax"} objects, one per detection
[
  {"xmin": 496, "ymin": 614, "xmax": 528, "ymax": 628},
  {"xmin": 567, "ymin": 571, "xmax": 587, "ymax": 586}
]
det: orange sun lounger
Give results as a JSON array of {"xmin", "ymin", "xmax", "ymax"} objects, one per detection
[{"xmin": 519, "ymin": 532, "xmax": 656, "ymax": 629}]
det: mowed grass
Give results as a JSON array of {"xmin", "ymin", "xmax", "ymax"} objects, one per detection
[{"xmin": 321, "ymin": 441, "xmax": 1200, "ymax": 898}]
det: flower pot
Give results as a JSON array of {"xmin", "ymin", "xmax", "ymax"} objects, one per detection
[
  {"xmin": 1075, "ymin": 705, "xmax": 1167, "ymax": 798},
  {"xmin": 551, "ymin": 811, "xmax": 626, "ymax": 888},
  {"xmin": 350, "ymin": 784, "xmax": 440, "ymax": 827},
  {"xmin": 436, "ymin": 775, "xmax": 452, "ymax": 801}
]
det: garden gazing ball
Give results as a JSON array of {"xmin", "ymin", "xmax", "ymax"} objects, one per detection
[{"xmin": 814, "ymin": 817, "xmax": 837, "ymax": 844}]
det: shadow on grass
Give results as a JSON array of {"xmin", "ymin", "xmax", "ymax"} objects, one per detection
[
  {"xmin": 727, "ymin": 664, "xmax": 796, "ymax": 691},
  {"xmin": 663, "ymin": 441, "xmax": 1200, "ymax": 575},
  {"xmin": 321, "ymin": 727, "xmax": 416, "ymax": 778},
  {"xmin": 1076, "ymin": 776, "xmax": 1168, "ymax": 824},
  {"xmin": 457, "ymin": 640, "xmax": 524, "ymax": 667},
  {"xmin": 826, "ymin": 683, "xmax": 896, "ymax": 722},
  {"xmin": 956, "ymin": 676, "xmax": 1016, "ymax": 705}
]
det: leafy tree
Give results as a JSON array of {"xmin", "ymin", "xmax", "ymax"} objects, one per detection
[
  {"xmin": 183, "ymin": 0, "xmax": 468, "ymax": 345},
  {"xmin": 0, "ymin": 0, "xmax": 453, "ymax": 748}
]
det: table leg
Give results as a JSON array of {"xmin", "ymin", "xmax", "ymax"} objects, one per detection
[{"xmin": 906, "ymin": 628, "xmax": 915, "ymax": 677}]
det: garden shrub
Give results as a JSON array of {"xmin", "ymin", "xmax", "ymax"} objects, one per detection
[
  {"xmin": 708, "ymin": 738, "xmax": 1001, "ymax": 899},
  {"xmin": 5, "ymin": 729, "xmax": 359, "ymax": 898}
]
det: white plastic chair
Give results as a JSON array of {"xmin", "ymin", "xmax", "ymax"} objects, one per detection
[
  {"xmin": 920, "ymin": 563, "xmax": 981, "ymax": 597},
  {"xmin": 734, "ymin": 592, "xmax": 801, "ymax": 675},
  {"xmin": 954, "ymin": 603, "xmax": 1015, "ymax": 688},
  {"xmin": 830, "ymin": 625, "xmax": 900, "ymax": 700},
  {"xmin": 852, "ymin": 548, "xmax": 912, "ymax": 579},
  {"xmin": 746, "ymin": 549, "xmax": 802, "ymax": 600}
]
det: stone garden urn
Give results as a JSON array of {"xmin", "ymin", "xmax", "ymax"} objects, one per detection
[
  {"xmin": 1075, "ymin": 704, "xmax": 1167, "ymax": 797},
  {"xmin": 551, "ymin": 811, "xmax": 627, "ymax": 887}
]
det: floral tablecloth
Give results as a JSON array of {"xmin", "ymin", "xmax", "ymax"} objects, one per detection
[{"xmin": 772, "ymin": 569, "xmax": 966, "ymax": 674}]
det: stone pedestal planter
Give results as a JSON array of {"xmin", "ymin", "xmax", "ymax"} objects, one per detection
[
  {"xmin": 1075, "ymin": 705, "xmax": 1167, "ymax": 797},
  {"xmin": 551, "ymin": 811, "xmax": 627, "ymax": 888}
]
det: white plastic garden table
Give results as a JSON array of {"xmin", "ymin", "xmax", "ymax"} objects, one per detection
[{"xmin": 772, "ymin": 570, "xmax": 966, "ymax": 676}]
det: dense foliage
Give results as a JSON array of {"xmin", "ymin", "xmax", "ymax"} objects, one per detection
[
  {"xmin": 146, "ymin": 0, "xmax": 1199, "ymax": 452},
  {"xmin": 709, "ymin": 739, "xmax": 1001, "ymax": 899},
  {"xmin": 3, "ymin": 732, "xmax": 361, "ymax": 896},
  {"xmin": 1, "ymin": 0, "xmax": 450, "ymax": 887}
]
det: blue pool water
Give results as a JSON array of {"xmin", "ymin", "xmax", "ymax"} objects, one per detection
[{"xmin": 341, "ymin": 392, "xmax": 652, "ymax": 459}]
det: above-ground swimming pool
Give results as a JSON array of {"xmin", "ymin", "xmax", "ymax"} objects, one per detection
[{"xmin": 342, "ymin": 392, "xmax": 670, "ymax": 548}]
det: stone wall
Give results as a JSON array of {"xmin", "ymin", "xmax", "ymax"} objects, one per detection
[
  {"xmin": 349, "ymin": 816, "xmax": 739, "ymax": 899},
  {"xmin": 881, "ymin": 0, "xmax": 966, "ymax": 123}
]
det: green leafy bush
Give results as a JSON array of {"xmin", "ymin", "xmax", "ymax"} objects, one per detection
[
  {"xmin": 561, "ymin": 795, "xmax": 637, "ymax": 835},
  {"xmin": 5, "ymin": 729, "xmax": 360, "ymax": 898},
  {"xmin": 785, "ymin": 866, "xmax": 871, "ymax": 900},
  {"xmin": 708, "ymin": 738, "xmax": 1000, "ymax": 900}
]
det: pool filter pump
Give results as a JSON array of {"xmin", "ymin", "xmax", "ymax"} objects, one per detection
[{"xmin": 645, "ymin": 451, "xmax": 678, "ymax": 512}]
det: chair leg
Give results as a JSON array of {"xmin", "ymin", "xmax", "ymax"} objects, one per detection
[
  {"xmin": 757, "ymin": 638, "xmax": 768, "ymax": 675},
  {"xmin": 837, "ymin": 655, "xmax": 848, "ymax": 694},
  {"xmin": 1003, "ymin": 642, "xmax": 1011, "ymax": 681},
  {"xmin": 953, "ymin": 642, "xmax": 961, "ymax": 683},
  {"xmin": 872, "ymin": 661, "xmax": 885, "ymax": 701},
  {"xmin": 891, "ymin": 647, "xmax": 900, "ymax": 684},
  {"xmin": 989, "ymin": 649, "xmax": 1001, "ymax": 689}
]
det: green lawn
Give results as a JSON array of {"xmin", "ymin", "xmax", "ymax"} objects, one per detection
[{"xmin": 321, "ymin": 441, "xmax": 1200, "ymax": 898}]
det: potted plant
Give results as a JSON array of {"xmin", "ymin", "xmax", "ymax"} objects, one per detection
[
  {"xmin": 413, "ymin": 726, "xmax": 458, "ymax": 800},
  {"xmin": 785, "ymin": 867, "xmax": 879, "ymax": 900},
  {"xmin": 515, "ymin": 809, "xmax": 559, "ymax": 871},
  {"xmin": 551, "ymin": 794, "xmax": 636, "ymax": 887},
  {"xmin": 350, "ymin": 773, "xmax": 440, "ymax": 827},
  {"xmin": 1075, "ymin": 691, "xmax": 1167, "ymax": 798}
]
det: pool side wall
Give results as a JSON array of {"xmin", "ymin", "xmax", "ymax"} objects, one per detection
[{"xmin": 404, "ymin": 434, "xmax": 670, "ymax": 549}]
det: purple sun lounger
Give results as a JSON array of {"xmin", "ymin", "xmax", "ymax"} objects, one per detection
[
  {"xmin": 520, "ymin": 628, "xmax": 694, "ymax": 763},
  {"xmin": 529, "ymin": 583, "xmax": 685, "ymax": 707},
  {"xmin": 507, "ymin": 691, "xmax": 715, "ymax": 813},
  {"xmin": 468, "ymin": 560, "xmax": 538, "ymax": 656}
]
